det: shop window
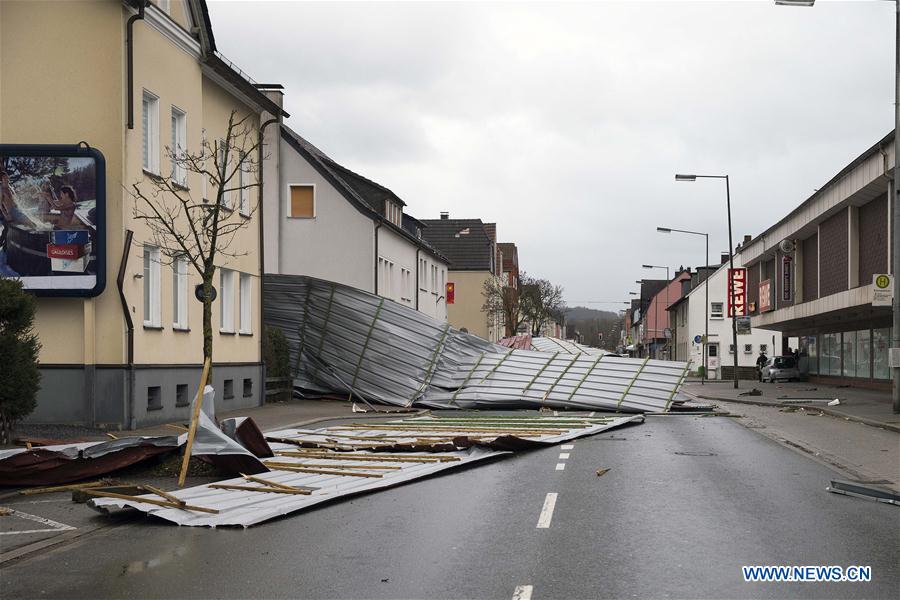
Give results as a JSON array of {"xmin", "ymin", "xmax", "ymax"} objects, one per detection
[
  {"xmin": 842, "ymin": 331, "xmax": 856, "ymax": 378},
  {"xmin": 873, "ymin": 328, "xmax": 891, "ymax": 379},
  {"xmin": 807, "ymin": 335, "xmax": 818, "ymax": 375},
  {"xmin": 856, "ymin": 329, "xmax": 871, "ymax": 379},
  {"xmin": 822, "ymin": 332, "xmax": 841, "ymax": 376},
  {"xmin": 243, "ymin": 378, "xmax": 253, "ymax": 398},
  {"xmin": 224, "ymin": 379, "xmax": 234, "ymax": 400}
]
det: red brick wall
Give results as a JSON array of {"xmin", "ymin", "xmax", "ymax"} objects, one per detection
[
  {"xmin": 819, "ymin": 209, "xmax": 848, "ymax": 297},
  {"xmin": 858, "ymin": 194, "xmax": 888, "ymax": 287},
  {"xmin": 802, "ymin": 233, "xmax": 818, "ymax": 301}
]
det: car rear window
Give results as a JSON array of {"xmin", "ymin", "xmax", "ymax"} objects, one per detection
[{"xmin": 774, "ymin": 357, "xmax": 796, "ymax": 368}]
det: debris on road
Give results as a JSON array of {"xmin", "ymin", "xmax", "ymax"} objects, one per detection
[
  {"xmin": 596, "ymin": 468, "xmax": 610, "ymax": 477},
  {"xmin": 265, "ymin": 276, "xmax": 690, "ymax": 413},
  {"xmin": 828, "ymin": 399, "xmax": 841, "ymax": 406},
  {"xmin": 87, "ymin": 413, "xmax": 642, "ymax": 527},
  {"xmin": 738, "ymin": 389, "xmax": 762, "ymax": 397},
  {"xmin": 826, "ymin": 480, "xmax": 900, "ymax": 506}
]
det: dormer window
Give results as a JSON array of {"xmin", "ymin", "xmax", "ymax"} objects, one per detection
[
  {"xmin": 454, "ymin": 228, "xmax": 470, "ymax": 238},
  {"xmin": 385, "ymin": 200, "xmax": 401, "ymax": 226}
]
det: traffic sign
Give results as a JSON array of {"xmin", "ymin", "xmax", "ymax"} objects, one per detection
[{"xmin": 873, "ymin": 274, "xmax": 893, "ymax": 307}]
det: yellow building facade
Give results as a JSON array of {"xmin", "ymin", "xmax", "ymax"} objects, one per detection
[{"xmin": 0, "ymin": 0, "xmax": 284, "ymax": 427}]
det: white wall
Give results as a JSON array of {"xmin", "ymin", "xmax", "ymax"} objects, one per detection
[
  {"xmin": 679, "ymin": 258, "xmax": 782, "ymax": 378},
  {"xmin": 274, "ymin": 136, "xmax": 374, "ymax": 291},
  {"xmin": 378, "ymin": 226, "xmax": 448, "ymax": 320}
]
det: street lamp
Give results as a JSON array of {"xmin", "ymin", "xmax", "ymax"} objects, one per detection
[
  {"xmin": 675, "ymin": 173, "xmax": 739, "ymax": 389},
  {"xmin": 643, "ymin": 264, "xmax": 671, "ymax": 359},
  {"xmin": 658, "ymin": 226, "xmax": 710, "ymax": 384}
]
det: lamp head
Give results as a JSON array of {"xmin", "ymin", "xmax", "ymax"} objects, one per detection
[
  {"xmin": 774, "ymin": 0, "xmax": 814, "ymax": 6},
  {"xmin": 642, "ymin": 264, "xmax": 654, "ymax": 269},
  {"xmin": 657, "ymin": 227, "xmax": 671, "ymax": 233},
  {"xmin": 675, "ymin": 174, "xmax": 697, "ymax": 182}
]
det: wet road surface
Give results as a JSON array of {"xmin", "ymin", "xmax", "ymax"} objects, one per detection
[{"xmin": 1, "ymin": 415, "xmax": 898, "ymax": 599}]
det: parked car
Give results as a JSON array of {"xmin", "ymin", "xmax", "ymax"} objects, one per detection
[{"xmin": 760, "ymin": 356, "xmax": 800, "ymax": 382}]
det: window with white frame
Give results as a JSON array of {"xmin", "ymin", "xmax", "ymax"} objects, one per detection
[
  {"xmin": 400, "ymin": 268, "xmax": 411, "ymax": 303},
  {"xmin": 440, "ymin": 268, "xmax": 445, "ymax": 299},
  {"xmin": 378, "ymin": 257, "xmax": 396, "ymax": 298},
  {"xmin": 239, "ymin": 152, "xmax": 250, "ymax": 216},
  {"xmin": 200, "ymin": 128, "xmax": 208, "ymax": 200},
  {"xmin": 743, "ymin": 344, "xmax": 753, "ymax": 354},
  {"xmin": 419, "ymin": 259, "xmax": 427, "ymax": 291},
  {"xmin": 710, "ymin": 302, "xmax": 724, "ymax": 319},
  {"xmin": 760, "ymin": 344, "xmax": 768, "ymax": 354},
  {"xmin": 218, "ymin": 139, "xmax": 232, "ymax": 209},
  {"xmin": 143, "ymin": 246, "xmax": 161, "ymax": 327},
  {"xmin": 239, "ymin": 273, "xmax": 252, "ymax": 334},
  {"xmin": 172, "ymin": 256, "xmax": 188, "ymax": 329},
  {"xmin": 170, "ymin": 107, "xmax": 186, "ymax": 186},
  {"xmin": 142, "ymin": 91, "xmax": 159, "ymax": 174},
  {"xmin": 220, "ymin": 268, "xmax": 235, "ymax": 332},
  {"xmin": 729, "ymin": 344, "xmax": 736, "ymax": 354},
  {"xmin": 431, "ymin": 265, "xmax": 437, "ymax": 294}
]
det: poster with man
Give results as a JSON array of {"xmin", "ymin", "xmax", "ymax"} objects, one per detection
[{"xmin": 0, "ymin": 145, "xmax": 105, "ymax": 296}]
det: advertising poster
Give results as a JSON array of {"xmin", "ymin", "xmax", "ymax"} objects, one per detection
[
  {"xmin": 0, "ymin": 145, "xmax": 105, "ymax": 296},
  {"xmin": 727, "ymin": 267, "xmax": 747, "ymax": 317}
]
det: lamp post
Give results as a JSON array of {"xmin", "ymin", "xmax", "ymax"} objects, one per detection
[
  {"xmin": 675, "ymin": 173, "xmax": 739, "ymax": 389},
  {"xmin": 643, "ymin": 264, "xmax": 670, "ymax": 359},
  {"xmin": 658, "ymin": 226, "xmax": 710, "ymax": 384},
  {"xmin": 774, "ymin": 0, "xmax": 900, "ymax": 412}
]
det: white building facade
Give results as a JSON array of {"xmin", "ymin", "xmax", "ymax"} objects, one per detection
[{"xmin": 671, "ymin": 254, "xmax": 783, "ymax": 379}]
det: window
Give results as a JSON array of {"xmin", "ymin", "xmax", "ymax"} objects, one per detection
[
  {"xmin": 220, "ymin": 269, "xmax": 234, "ymax": 332},
  {"xmin": 431, "ymin": 265, "xmax": 437, "ymax": 294},
  {"xmin": 842, "ymin": 330, "xmax": 857, "ymax": 378},
  {"xmin": 175, "ymin": 384, "xmax": 189, "ymax": 407},
  {"xmin": 378, "ymin": 257, "xmax": 395, "ymax": 298},
  {"xmin": 743, "ymin": 344, "xmax": 753, "ymax": 354},
  {"xmin": 708, "ymin": 345, "xmax": 718, "ymax": 358},
  {"xmin": 170, "ymin": 107, "xmax": 186, "ymax": 186},
  {"xmin": 873, "ymin": 328, "xmax": 891, "ymax": 379},
  {"xmin": 172, "ymin": 256, "xmax": 188, "ymax": 329},
  {"xmin": 147, "ymin": 386, "xmax": 162, "ymax": 411},
  {"xmin": 143, "ymin": 246, "xmax": 161, "ymax": 327},
  {"xmin": 243, "ymin": 378, "xmax": 253, "ymax": 397},
  {"xmin": 239, "ymin": 152, "xmax": 250, "ymax": 216},
  {"xmin": 142, "ymin": 91, "xmax": 159, "ymax": 174},
  {"xmin": 822, "ymin": 332, "xmax": 841, "ymax": 376},
  {"xmin": 218, "ymin": 139, "xmax": 232, "ymax": 208},
  {"xmin": 807, "ymin": 335, "xmax": 818, "ymax": 375},
  {"xmin": 289, "ymin": 184, "xmax": 315, "ymax": 218},
  {"xmin": 728, "ymin": 344, "xmax": 735, "ymax": 354},
  {"xmin": 760, "ymin": 344, "xmax": 768, "ymax": 354},
  {"xmin": 419, "ymin": 259, "xmax": 428, "ymax": 291},
  {"xmin": 440, "ymin": 269, "xmax": 445, "ymax": 299},
  {"xmin": 200, "ymin": 128, "xmax": 208, "ymax": 200},
  {"xmin": 710, "ymin": 302, "xmax": 724, "ymax": 319},
  {"xmin": 239, "ymin": 273, "xmax": 252, "ymax": 334},
  {"xmin": 856, "ymin": 329, "xmax": 871, "ymax": 379},
  {"xmin": 157, "ymin": 0, "xmax": 170, "ymax": 13},
  {"xmin": 400, "ymin": 268, "xmax": 411, "ymax": 302},
  {"xmin": 223, "ymin": 379, "xmax": 234, "ymax": 400}
]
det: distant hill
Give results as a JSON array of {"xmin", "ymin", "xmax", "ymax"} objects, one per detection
[
  {"xmin": 565, "ymin": 306, "xmax": 619, "ymax": 321},
  {"xmin": 564, "ymin": 306, "xmax": 624, "ymax": 351}
]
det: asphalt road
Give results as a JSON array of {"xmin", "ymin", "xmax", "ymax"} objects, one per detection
[{"xmin": 1, "ymin": 415, "xmax": 898, "ymax": 599}]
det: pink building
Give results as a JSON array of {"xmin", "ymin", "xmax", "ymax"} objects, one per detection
[{"xmin": 643, "ymin": 270, "xmax": 692, "ymax": 359}]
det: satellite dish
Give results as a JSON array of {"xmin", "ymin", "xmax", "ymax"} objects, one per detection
[{"xmin": 779, "ymin": 239, "xmax": 795, "ymax": 254}]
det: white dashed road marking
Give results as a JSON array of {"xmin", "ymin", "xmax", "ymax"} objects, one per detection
[
  {"xmin": 536, "ymin": 492, "xmax": 558, "ymax": 528},
  {"xmin": 0, "ymin": 509, "xmax": 76, "ymax": 536},
  {"xmin": 561, "ymin": 444, "xmax": 574, "ymax": 450},
  {"xmin": 512, "ymin": 585, "xmax": 534, "ymax": 600},
  {"xmin": 558, "ymin": 452, "xmax": 570, "ymax": 460},
  {"xmin": 555, "ymin": 463, "xmax": 565, "ymax": 471}
]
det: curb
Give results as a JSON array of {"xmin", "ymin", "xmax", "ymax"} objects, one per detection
[{"xmin": 683, "ymin": 390, "xmax": 900, "ymax": 434}]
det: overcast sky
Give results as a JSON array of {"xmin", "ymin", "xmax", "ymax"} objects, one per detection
[{"xmin": 209, "ymin": 0, "xmax": 894, "ymax": 309}]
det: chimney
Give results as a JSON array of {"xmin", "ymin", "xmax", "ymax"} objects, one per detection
[
  {"xmin": 743, "ymin": 234, "xmax": 752, "ymax": 244},
  {"xmin": 440, "ymin": 212, "xmax": 449, "ymax": 220},
  {"xmin": 720, "ymin": 253, "xmax": 730, "ymax": 265}
]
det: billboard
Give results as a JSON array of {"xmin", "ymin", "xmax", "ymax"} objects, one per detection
[
  {"xmin": 759, "ymin": 279, "xmax": 772, "ymax": 312},
  {"xmin": 0, "ymin": 144, "xmax": 105, "ymax": 297},
  {"xmin": 727, "ymin": 267, "xmax": 747, "ymax": 317}
]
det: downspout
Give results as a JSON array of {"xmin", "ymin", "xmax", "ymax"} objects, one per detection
[
  {"xmin": 258, "ymin": 117, "xmax": 279, "ymax": 402},
  {"xmin": 374, "ymin": 220, "xmax": 382, "ymax": 294},
  {"xmin": 126, "ymin": 1, "xmax": 147, "ymax": 130},
  {"xmin": 415, "ymin": 248, "xmax": 420, "ymax": 310},
  {"xmin": 117, "ymin": 230, "xmax": 135, "ymax": 429}
]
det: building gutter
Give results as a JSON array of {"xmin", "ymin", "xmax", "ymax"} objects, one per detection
[
  {"xmin": 415, "ymin": 248, "xmax": 420, "ymax": 310},
  {"xmin": 374, "ymin": 220, "xmax": 382, "ymax": 294},
  {"xmin": 125, "ymin": 1, "xmax": 147, "ymax": 130},
  {"xmin": 257, "ymin": 116, "xmax": 279, "ymax": 404},
  {"xmin": 117, "ymin": 230, "xmax": 136, "ymax": 429}
]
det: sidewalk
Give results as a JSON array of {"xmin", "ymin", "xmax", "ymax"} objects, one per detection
[
  {"xmin": 683, "ymin": 379, "xmax": 900, "ymax": 433},
  {"xmin": 11, "ymin": 399, "xmax": 424, "ymax": 446}
]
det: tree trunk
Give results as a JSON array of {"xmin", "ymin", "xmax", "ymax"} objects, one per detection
[{"xmin": 202, "ymin": 273, "xmax": 214, "ymax": 372}]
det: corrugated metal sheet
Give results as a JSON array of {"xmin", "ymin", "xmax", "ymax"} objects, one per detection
[
  {"xmin": 88, "ymin": 414, "xmax": 641, "ymax": 527},
  {"xmin": 530, "ymin": 337, "xmax": 606, "ymax": 356},
  {"xmin": 265, "ymin": 275, "xmax": 690, "ymax": 412}
]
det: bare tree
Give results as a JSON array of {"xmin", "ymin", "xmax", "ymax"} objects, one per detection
[
  {"xmin": 130, "ymin": 110, "xmax": 260, "ymax": 364},
  {"xmin": 482, "ymin": 273, "xmax": 526, "ymax": 338},
  {"xmin": 520, "ymin": 276, "xmax": 566, "ymax": 337}
]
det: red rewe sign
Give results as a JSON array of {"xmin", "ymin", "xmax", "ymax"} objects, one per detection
[{"xmin": 728, "ymin": 268, "xmax": 747, "ymax": 317}]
